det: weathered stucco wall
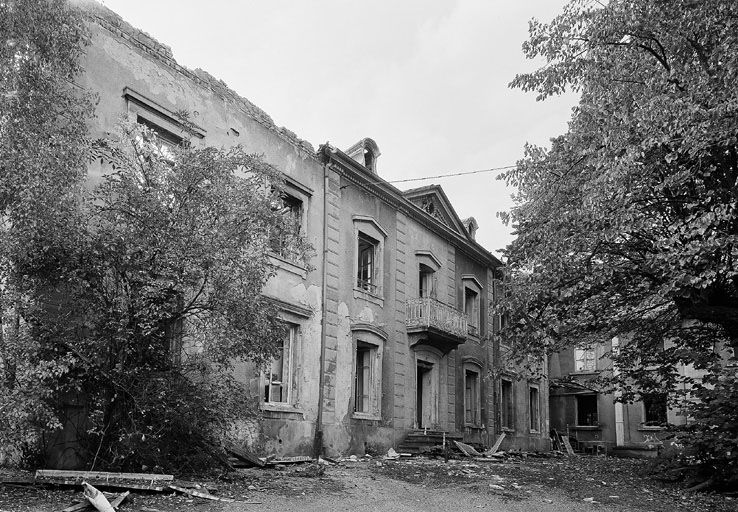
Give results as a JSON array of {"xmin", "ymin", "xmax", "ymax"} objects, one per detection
[{"xmin": 76, "ymin": 10, "xmax": 326, "ymax": 458}]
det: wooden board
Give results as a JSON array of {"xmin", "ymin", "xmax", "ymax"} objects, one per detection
[
  {"xmin": 561, "ymin": 435, "xmax": 575, "ymax": 456},
  {"xmin": 225, "ymin": 444, "xmax": 265, "ymax": 468},
  {"xmin": 36, "ymin": 470, "xmax": 171, "ymax": 492},
  {"xmin": 453, "ymin": 440, "xmax": 482, "ymax": 457},
  {"xmin": 168, "ymin": 485, "xmax": 235, "ymax": 503},
  {"xmin": 488, "ymin": 433, "xmax": 506, "ymax": 454},
  {"xmin": 266, "ymin": 455, "xmax": 313, "ymax": 465},
  {"xmin": 37, "ymin": 470, "xmax": 173, "ymax": 482}
]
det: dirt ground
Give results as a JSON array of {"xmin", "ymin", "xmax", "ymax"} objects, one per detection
[{"xmin": 1, "ymin": 455, "xmax": 736, "ymax": 512}]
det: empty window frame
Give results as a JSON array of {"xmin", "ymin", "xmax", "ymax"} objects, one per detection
[
  {"xmin": 464, "ymin": 286, "xmax": 480, "ymax": 335},
  {"xmin": 264, "ymin": 324, "xmax": 297, "ymax": 404},
  {"xmin": 574, "ymin": 348, "xmax": 597, "ymax": 372},
  {"xmin": 642, "ymin": 394, "xmax": 668, "ymax": 426},
  {"xmin": 270, "ymin": 192, "xmax": 304, "ymax": 260},
  {"xmin": 357, "ymin": 231, "xmax": 379, "ymax": 293},
  {"xmin": 501, "ymin": 379, "xmax": 514, "ymax": 430},
  {"xmin": 529, "ymin": 386, "xmax": 540, "ymax": 432},
  {"xmin": 576, "ymin": 394, "xmax": 599, "ymax": 426},
  {"xmin": 354, "ymin": 340, "xmax": 382, "ymax": 417},
  {"xmin": 419, "ymin": 263, "xmax": 437, "ymax": 298},
  {"xmin": 464, "ymin": 369, "xmax": 481, "ymax": 426}
]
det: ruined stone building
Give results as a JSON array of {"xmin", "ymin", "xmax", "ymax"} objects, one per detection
[{"xmin": 74, "ymin": 1, "xmax": 550, "ymax": 460}]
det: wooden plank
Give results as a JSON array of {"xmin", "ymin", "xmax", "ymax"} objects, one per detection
[
  {"xmin": 60, "ymin": 502, "xmax": 92, "ymax": 512},
  {"xmin": 36, "ymin": 470, "xmax": 173, "ymax": 482},
  {"xmin": 225, "ymin": 444, "xmax": 265, "ymax": 468},
  {"xmin": 453, "ymin": 440, "xmax": 482, "ymax": 457},
  {"xmin": 109, "ymin": 491, "xmax": 130, "ymax": 509},
  {"xmin": 561, "ymin": 435, "xmax": 575, "ymax": 456},
  {"xmin": 168, "ymin": 485, "xmax": 235, "ymax": 503},
  {"xmin": 266, "ymin": 455, "xmax": 313, "ymax": 465},
  {"xmin": 36, "ymin": 470, "xmax": 170, "ymax": 491},
  {"xmin": 488, "ymin": 433, "xmax": 506, "ymax": 454}
]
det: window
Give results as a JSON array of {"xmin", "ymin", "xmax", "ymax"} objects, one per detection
[
  {"xmin": 270, "ymin": 192, "xmax": 303, "ymax": 261},
  {"xmin": 501, "ymin": 379, "xmax": 514, "ymax": 430},
  {"xmin": 574, "ymin": 348, "xmax": 597, "ymax": 372},
  {"xmin": 353, "ymin": 336, "xmax": 383, "ymax": 419},
  {"xmin": 263, "ymin": 324, "xmax": 296, "ymax": 404},
  {"xmin": 124, "ymin": 87, "xmax": 204, "ymax": 161},
  {"xmin": 357, "ymin": 232, "xmax": 378, "ymax": 292},
  {"xmin": 353, "ymin": 216, "xmax": 386, "ymax": 299},
  {"xmin": 355, "ymin": 344, "xmax": 373, "ymax": 413},
  {"xmin": 529, "ymin": 386, "xmax": 540, "ymax": 432},
  {"xmin": 464, "ymin": 287, "xmax": 480, "ymax": 335},
  {"xmin": 576, "ymin": 394, "xmax": 598, "ymax": 426},
  {"xmin": 419, "ymin": 263, "xmax": 436, "ymax": 298},
  {"xmin": 642, "ymin": 394, "xmax": 667, "ymax": 426},
  {"xmin": 464, "ymin": 369, "xmax": 481, "ymax": 426}
]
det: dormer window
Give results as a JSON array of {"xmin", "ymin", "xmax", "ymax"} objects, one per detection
[{"xmin": 346, "ymin": 138, "xmax": 381, "ymax": 174}]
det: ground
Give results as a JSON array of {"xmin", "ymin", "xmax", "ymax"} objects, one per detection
[{"xmin": 1, "ymin": 455, "xmax": 736, "ymax": 512}]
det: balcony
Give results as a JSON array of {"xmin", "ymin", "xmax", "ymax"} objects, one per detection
[{"xmin": 405, "ymin": 298, "xmax": 468, "ymax": 354}]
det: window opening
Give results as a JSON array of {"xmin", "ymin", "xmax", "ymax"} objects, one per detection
[
  {"xmin": 355, "ymin": 344, "xmax": 373, "ymax": 413},
  {"xmin": 501, "ymin": 379, "xmax": 514, "ymax": 429},
  {"xmin": 576, "ymin": 394, "xmax": 598, "ymax": 426},
  {"xmin": 642, "ymin": 394, "xmax": 667, "ymax": 426},
  {"xmin": 574, "ymin": 348, "xmax": 597, "ymax": 372},
  {"xmin": 465, "ymin": 287, "xmax": 480, "ymax": 335},
  {"xmin": 264, "ymin": 324, "xmax": 295, "ymax": 404},
  {"xmin": 270, "ymin": 192, "xmax": 303, "ymax": 260},
  {"xmin": 465, "ymin": 369, "xmax": 481, "ymax": 426},
  {"xmin": 419, "ymin": 263, "xmax": 436, "ymax": 298},
  {"xmin": 357, "ymin": 232, "xmax": 378, "ymax": 293},
  {"xmin": 529, "ymin": 387, "xmax": 540, "ymax": 431}
]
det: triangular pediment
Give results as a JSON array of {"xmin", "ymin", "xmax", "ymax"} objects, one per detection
[{"xmin": 402, "ymin": 185, "xmax": 469, "ymax": 238}]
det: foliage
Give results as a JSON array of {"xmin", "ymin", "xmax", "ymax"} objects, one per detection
[
  {"xmin": 0, "ymin": 0, "xmax": 95, "ymax": 457},
  {"xmin": 656, "ymin": 369, "xmax": 738, "ymax": 490},
  {"xmin": 1, "ymin": 1, "xmax": 311, "ymax": 470},
  {"xmin": 16, "ymin": 121, "xmax": 310, "ymax": 471},
  {"xmin": 503, "ymin": 0, "xmax": 738, "ymax": 486},
  {"xmin": 502, "ymin": 0, "xmax": 738, "ymax": 387}
]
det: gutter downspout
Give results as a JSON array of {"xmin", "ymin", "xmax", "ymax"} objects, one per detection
[{"xmin": 313, "ymin": 145, "xmax": 330, "ymax": 458}]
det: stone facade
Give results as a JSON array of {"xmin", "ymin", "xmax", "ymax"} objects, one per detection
[{"xmin": 71, "ymin": 1, "xmax": 549, "ymax": 461}]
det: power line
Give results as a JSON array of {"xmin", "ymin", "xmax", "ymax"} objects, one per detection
[{"xmin": 385, "ymin": 164, "xmax": 518, "ymax": 185}]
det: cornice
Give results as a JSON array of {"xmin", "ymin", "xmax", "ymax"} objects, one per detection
[{"xmin": 323, "ymin": 148, "xmax": 502, "ymax": 269}]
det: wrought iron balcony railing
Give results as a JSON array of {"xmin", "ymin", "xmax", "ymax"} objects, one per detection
[{"xmin": 405, "ymin": 297, "xmax": 468, "ymax": 339}]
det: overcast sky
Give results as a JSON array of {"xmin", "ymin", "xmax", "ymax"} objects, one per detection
[{"xmin": 100, "ymin": 0, "xmax": 578, "ymax": 256}]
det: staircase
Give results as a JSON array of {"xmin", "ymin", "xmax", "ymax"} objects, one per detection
[{"xmin": 397, "ymin": 429, "xmax": 463, "ymax": 455}]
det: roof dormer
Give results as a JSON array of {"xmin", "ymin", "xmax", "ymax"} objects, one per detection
[{"xmin": 346, "ymin": 138, "xmax": 380, "ymax": 174}]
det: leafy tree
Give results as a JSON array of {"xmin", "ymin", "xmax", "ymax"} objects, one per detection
[
  {"xmin": 502, "ymin": 0, "xmax": 737, "ymax": 485},
  {"xmin": 0, "ymin": 0, "xmax": 95, "ymax": 458},
  {"xmin": 17, "ymin": 120, "xmax": 311, "ymax": 471},
  {"xmin": 1, "ymin": 0, "xmax": 311, "ymax": 470}
]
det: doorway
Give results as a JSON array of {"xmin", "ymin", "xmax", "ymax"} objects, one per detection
[{"xmin": 416, "ymin": 361, "xmax": 434, "ymax": 428}]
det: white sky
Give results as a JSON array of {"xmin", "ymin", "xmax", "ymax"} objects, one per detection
[{"xmin": 100, "ymin": 0, "xmax": 578, "ymax": 256}]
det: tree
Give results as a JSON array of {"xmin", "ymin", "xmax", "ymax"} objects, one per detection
[
  {"xmin": 501, "ymin": 0, "xmax": 737, "ymax": 484},
  {"xmin": 0, "ymin": 0, "xmax": 95, "ymax": 459},
  {"xmin": 1, "ymin": 1, "xmax": 311, "ymax": 470}
]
